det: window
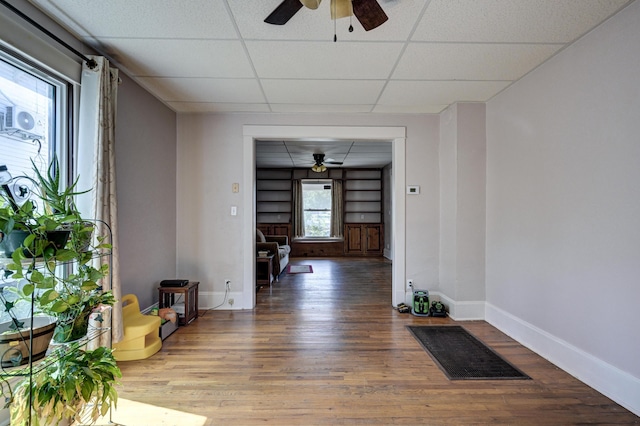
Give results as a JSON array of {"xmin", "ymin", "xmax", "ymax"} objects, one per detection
[
  {"xmin": 302, "ymin": 180, "xmax": 332, "ymax": 237},
  {"xmin": 0, "ymin": 49, "xmax": 69, "ymax": 213},
  {"xmin": 0, "ymin": 49, "xmax": 71, "ymax": 320}
]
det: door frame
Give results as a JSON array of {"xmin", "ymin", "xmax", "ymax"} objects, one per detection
[{"xmin": 242, "ymin": 125, "xmax": 406, "ymax": 309}]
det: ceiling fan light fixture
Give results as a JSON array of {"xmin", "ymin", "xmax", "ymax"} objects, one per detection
[{"xmin": 312, "ymin": 163, "xmax": 327, "ymax": 173}]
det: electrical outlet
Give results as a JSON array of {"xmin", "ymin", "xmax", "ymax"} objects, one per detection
[
  {"xmin": 407, "ymin": 279, "xmax": 413, "ymax": 289},
  {"xmin": 225, "ymin": 279, "xmax": 231, "ymax": 289},
  {"xmin": 228, "ymin": 298, "xmax": 234, "ymax": 306}
]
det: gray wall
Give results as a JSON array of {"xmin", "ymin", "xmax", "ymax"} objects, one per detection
[{"xmin": 115, "ymin": 73, "xmax": 177, "ymax": 308}]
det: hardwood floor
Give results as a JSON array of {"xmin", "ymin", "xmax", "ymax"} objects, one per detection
[{"xmin": 115, "ymin": 258, "xmax": 638, "ymax": 425}]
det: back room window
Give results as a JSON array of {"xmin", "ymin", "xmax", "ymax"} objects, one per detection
[{"xmin": 302, "ymin": 180, "xmax": 332, "ymax": 237}]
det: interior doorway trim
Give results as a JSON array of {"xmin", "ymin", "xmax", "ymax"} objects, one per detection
[{"xmin": 243, "ymin": 125, "xmax": 406, "ymax": 309}]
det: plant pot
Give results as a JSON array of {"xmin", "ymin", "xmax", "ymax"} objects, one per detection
[
  {"xmin": 0, "ymin": 315, "xmax": 57, "ymax": 367},
  {"xmin": 0, "ymin": 230, "xmax": 70, "ymax": 258},
  {"xmin": 68, "ymin": 220, "xmax": 95, "ymax": 253},
  {"xmin": 53, "ymin": 308, "xmax": 92, "ymax": 343}
]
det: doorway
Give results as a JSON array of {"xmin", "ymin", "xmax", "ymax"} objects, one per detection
[{"xmin": 243, "ymin": 125, "xmax": 406, "ymax": 309}]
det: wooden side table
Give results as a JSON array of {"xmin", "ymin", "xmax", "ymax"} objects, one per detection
[
  {"xmin": 158, "ymin": 281, "xmax": 199, "ymax": 325},
  {"xmin": 256, "ymin": 254, "xmax": 274, "ymax": 289}
]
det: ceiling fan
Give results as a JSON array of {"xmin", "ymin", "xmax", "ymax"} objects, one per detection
[
  {"xmin": 311, "ymin": 153, "xmax": 343, "ymax": 172},
  {"xmin": 265, "ymin": 0, "xmax": 388, "ymax": 33}
]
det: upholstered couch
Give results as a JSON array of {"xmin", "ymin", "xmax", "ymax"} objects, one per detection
[{"xmin": 256, "ymin": 229, "xmax": 290, "ymax": 279}]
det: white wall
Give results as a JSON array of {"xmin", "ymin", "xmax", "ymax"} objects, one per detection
[
  {"xmin": 176, "ymin": 113, "xmax": 439, "ymax": 308},
  {"xmin": 486, "ymin": 1, "xmax": 640, "ymax": 415}
]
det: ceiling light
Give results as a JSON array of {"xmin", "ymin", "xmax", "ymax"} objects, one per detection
[{"xmin": 312, "ymin": 163, "xmax": 327, "ymax": 173}]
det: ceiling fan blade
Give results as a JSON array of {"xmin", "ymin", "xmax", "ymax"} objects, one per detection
[
  {"xmin": 301, "ymin": 0, "xmax": 322, "ymax": 10},
  {"xmin": 330, "ymin": 0, "xmax": 353, "ymax": 20},
  {"xmin": 326, "ymin": 161, "xmax": 344, "ymax": 165},
  {"xmin": 352, "ymin": 0, "xmax": 388, "ymax": 31},
  {"xmin": 265, "ymin": 0, "xmax": 303, "ymax": 25}
]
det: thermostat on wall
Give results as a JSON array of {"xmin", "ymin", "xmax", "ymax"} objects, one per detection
[{"xmin": 407, "ymin": 185, "xmax": 420, "ymax": 194}]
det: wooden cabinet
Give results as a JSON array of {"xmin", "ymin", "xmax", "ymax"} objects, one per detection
[{"xmin": 344, "ymin": 223, "xmax": 383, "ymax": 256}]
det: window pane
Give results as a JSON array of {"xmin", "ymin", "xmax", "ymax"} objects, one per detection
[
  {"xmin": 302, "ymin": 181, "xmax": 332, "ymax": 237},
  {"xmin": 1, "ymin": 50, "xmax": 66, "ymax": 317},
  {"xmin": 0, "ymin": 55, "xmax": 57, "ymax": 212}
]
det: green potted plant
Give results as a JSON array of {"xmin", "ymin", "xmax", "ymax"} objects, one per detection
[
  {"xmin": 0, "ymin": 156, "xmax": 90, "ymax": 258},
  {"xmin": 5, "ymin": 239, "xmax": 114, "ymax": 343},
  {"xmin": 9, "ymin": 346, "xmax": 121, "ymax": 426},
  {"xmin": 1, "ymin": 157, "xmax": 114, "ymax": 343}
]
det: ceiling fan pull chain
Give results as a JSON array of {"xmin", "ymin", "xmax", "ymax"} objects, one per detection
[{"xmin": 334, "ymin": 1, "xmax": 337, "ymax": 42}]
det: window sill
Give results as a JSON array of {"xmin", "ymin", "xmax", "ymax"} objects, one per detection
[{"xmin": 292, "ymin": 237, "xmax": 344, "ymax": 243}]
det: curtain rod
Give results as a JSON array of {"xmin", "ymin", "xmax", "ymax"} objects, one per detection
[{"xmin": 0, "ymin": 0, "xmax": 97, "ymax": 69}]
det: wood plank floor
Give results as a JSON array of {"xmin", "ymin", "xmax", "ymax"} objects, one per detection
[{"xmin": 115, "ymin": 258, "xmax": 639, "ymax": 425}]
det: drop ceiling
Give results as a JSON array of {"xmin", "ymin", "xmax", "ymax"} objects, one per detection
[
  {"xmin": 256, "ymin": 139, "xmax": 393, "ymax": 169},
  {"xmin": 27, "ymin": 0, "xmax": 632, "ymax": 115}
]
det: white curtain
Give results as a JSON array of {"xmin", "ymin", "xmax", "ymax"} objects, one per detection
[{"xmin": 76, "ymin": 56, "xmax": 123, "ymax": 346}]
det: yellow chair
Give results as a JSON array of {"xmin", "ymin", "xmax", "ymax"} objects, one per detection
[{"xmin": 113, "ymin": 294, "xmax": 162, "ymax": 361}]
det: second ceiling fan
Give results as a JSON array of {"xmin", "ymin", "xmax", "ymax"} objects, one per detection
[{"xmin": 311, "ymin": 153, "xmax": 343, "ymax": 172}]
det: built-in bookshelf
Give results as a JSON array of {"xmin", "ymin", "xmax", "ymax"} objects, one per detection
[
  {"xmin": 343, "ymin": 169, "xmax": 383, "ymax": 224},
  {"xmin": 256, "ymin": 169, "xmax": 292, "ymax": 225}
]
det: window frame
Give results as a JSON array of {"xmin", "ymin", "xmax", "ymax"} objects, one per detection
[
  {"xmin": 0, "ymin": 45, "xmax": 74, "ymax": 203},
  {"xmin": 301, "ymin": 179, "xmax": 333, "ymax": 238}
]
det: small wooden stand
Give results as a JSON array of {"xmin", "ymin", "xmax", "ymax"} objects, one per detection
[
  {"xmin": 256, "ymin": 254, "xmax": 274, "ymax": 289},
  {"xmin": 158, "ymin": 281, "xmax": 199, "ymax": 325}
]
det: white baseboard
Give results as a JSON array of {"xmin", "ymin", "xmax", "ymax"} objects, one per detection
[
  {"xmin": 199, "ymin": 291, "xmax": 244, "ymax": 310},
  {"xmin": 383, "ymin": 248, "xmax": 392, "ymax": 260},
  {"xmin": 485, "ymin": 302, "xmax": 640, "ymax": 417},
  {"xmin": 403, "ymin": 291, "xmax": 486, "ymax": 321}
]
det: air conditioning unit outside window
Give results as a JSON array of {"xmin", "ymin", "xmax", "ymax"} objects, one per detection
[{"xmin": 2, "ymin": 106, "xmax": 45, "ymax": 139}]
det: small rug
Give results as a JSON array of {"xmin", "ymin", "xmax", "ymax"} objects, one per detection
[
  {"xmin": 287, "ymin": 264, "xmax": 313, "ymax": 274},
  {"xmin": 406, "ymin": 325, "xmax": 530, "ymax": 380}
]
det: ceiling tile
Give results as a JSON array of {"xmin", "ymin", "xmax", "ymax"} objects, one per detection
[
  {"xmin": 378, "ymin": 80, "xmax": 511, "ymax": 106},
  {"xmin": 94, "ymin": 39, "xmax": 255, "ymax": 78},
  {"xmin": 393, "ymin": 42, "xmax": 562, "ymax": 80},
  {"xmin": 246, "ymin": 41, "xmax": 403, "ymax": 80},
  {"xmin": 136, "ymin": 77, "xmax": 265, "ymax": 103},
  {"xmin": 261, "ymin": 79, "xmax": 385, "ymax": 105},
  {"xmin": 413, "ymin": 0, "xmax": 630, "ymax": 43},
  {"xmin": 31, "ymin": 0, "xmax": 238, "ymax": 39}
]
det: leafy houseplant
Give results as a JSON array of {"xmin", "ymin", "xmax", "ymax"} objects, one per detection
[
  {"xmin": 1, "ymin": 157, "xmax": 114, "ymax": 342},
  {"xmin": 9, "ymin": 346, "xmax": 121, "ymax": 426},
  {"xmin": 0, "ymin": 157, "xmax": 119, "ymax": 424}
]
